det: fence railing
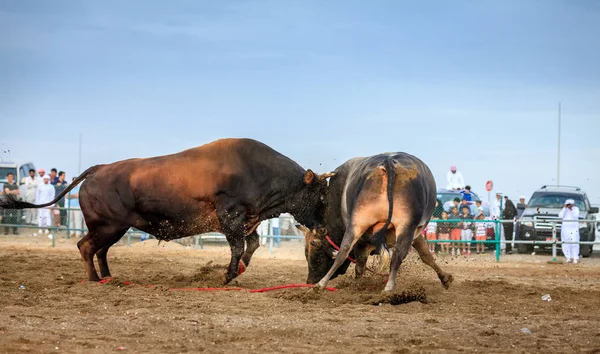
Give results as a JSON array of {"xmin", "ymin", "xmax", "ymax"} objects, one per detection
[{"xmin": 2, "ymin": 206, "xmax": 597, "ymax": 262}]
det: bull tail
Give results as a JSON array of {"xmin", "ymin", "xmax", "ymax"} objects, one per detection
[
  {"xmin": 369, "ymin": 158, "xmax": 395, "ymax": 254},
  {"xmin": 0, "ymin": 165, "xmax": 101, "ymax": 210}
]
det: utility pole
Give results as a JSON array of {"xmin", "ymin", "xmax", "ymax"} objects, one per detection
[{"xmin": 557, "ymin": 103, "xmax": 561, "ymax": 185}]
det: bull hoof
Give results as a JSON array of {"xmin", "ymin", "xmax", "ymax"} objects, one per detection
[
  {"xmin": 310, "ymin": 284, "xmax": 325, "ymax": 295},
  {"xmin": 440, "ymin": 273, "xmax": 454, "ymax": 290}
]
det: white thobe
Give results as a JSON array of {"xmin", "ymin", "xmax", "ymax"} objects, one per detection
[
  {"xmin": 559, "ymin": 206, "xmax": 580, "ymax": 261},
  {"xmin": 446, "ymin": 171, "xmax": 465, "ymax": 190},
  {"xmin": 35, "ymin": 183, "xmax": 56, "ymax": 227},
  {"xmin": 21, "ymin": 176, "xmax": 39, "ymax": 223}
]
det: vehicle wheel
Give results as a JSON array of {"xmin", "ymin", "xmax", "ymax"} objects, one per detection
[
  {"xmin": 518, "ymin": 243, "xmax": 534, "ymax": 254},
  {"xmin": 581, "ymin": 244, "xmax": 593, "ymax": 258}
]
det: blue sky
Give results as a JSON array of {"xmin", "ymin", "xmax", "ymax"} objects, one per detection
[{"xmin": 1, "ymin": 0, "xmax": 599, "ymax": 205}]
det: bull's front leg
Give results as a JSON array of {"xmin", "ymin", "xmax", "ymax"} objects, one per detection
[{"xmin": 412, "ymin": 235, "xmax": 454, "ymax": 289}]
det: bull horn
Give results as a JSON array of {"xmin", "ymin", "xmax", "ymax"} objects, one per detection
[
  {"xmin": 319, "ymin": 172, "xmax": 336, "ymax": 180},
  {"xmin": 296, "ymin": 224, "xmax": 309, "ymax": 233}
]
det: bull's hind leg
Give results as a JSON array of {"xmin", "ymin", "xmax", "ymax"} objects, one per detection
[
  {"xmin": 353, "ymin": 241, "xmax": 375, "ymax": 279},
  {"xmin": 314, "ymin": 223, "xmax": 370, "ymax": 292},
  {"xmin": 241, "ymin": 231, "xmax": 260, "ymax": 270},
  {"xmin": 95, "ymin": 227, "xmax": 129, "ymax": 278},
  {"xmin": 383, "ymin": 224, "xmax": 423, "ymax": 293},
  {"xmin": 77, "ymin": 225, "xmax": 128, "ymax": 281},
  {"xmin": 412, "ymin": 235, "xmax": 454, "ymax": 289},
  {"xmin": 77, "ymin": 231, "xmax": 101, "ymax": 282}
]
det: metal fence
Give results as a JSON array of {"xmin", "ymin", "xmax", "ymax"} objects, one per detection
[
  {"xmin": 1, "ymin": 206, "xmax": 598, "ymax": 262},
  {"xmin": 0, "ymin": 206, "xmax": 304, "ymax": 256},
  {"xmin": 425, "ymin": 218, "xmax": 599, "ymax": 262}
]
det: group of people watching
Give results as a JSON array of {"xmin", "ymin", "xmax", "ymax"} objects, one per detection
[
  {"xmin": 424, "ymin": 163, "xmax": 524, "ymax": 256},
  {"xmin": 1, "ymin": 168, "xmax": 86, "ymax": 238}
]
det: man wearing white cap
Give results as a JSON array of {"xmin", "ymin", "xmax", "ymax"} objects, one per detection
[
  {"xmin": 559, "ymin": 199, "xmax": 580, "ymax": 264},
  {"xmin": 446, "ymin": 165, "xmax": 465, "ymax": 190},
  {"xmin": 34, "ymin": 175, "xmax": 55, "ymax": 235}
]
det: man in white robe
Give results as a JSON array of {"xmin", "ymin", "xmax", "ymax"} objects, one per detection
[
  {"xmin": 35, "ymin": 175, "xmax": 55, "ymax": 234},
  {"xmin": 559, "ymin": 199, "xmax": 580, "ymax": 264},
  {"xmin": 21, "ymin": 169, "xmax": 39, "ymax": 224},
  {"xmin": 446, "ymin": 165, "xmax": 465, "ymax": 190}
]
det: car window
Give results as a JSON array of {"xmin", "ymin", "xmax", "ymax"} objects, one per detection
[{"xmin": 528, "ymin": 193, "xmax": 585, "ymax": 210}]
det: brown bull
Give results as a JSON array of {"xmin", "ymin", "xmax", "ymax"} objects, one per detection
[
  {"xmin": 0, "ymin": 138, "xmax": 332, "ymax": 283},
  {"xmin": 307, "ymin": 153, "xmax": 453, "ymax": 294}
]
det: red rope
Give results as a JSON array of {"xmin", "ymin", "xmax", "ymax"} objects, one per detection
[
  {"xmin": 325, "ymin": 235, "xmax": 356, "ymax": 263},
  {"xmin": 82, "ymin": 278, "xmax": 338, "ymax": 292}
]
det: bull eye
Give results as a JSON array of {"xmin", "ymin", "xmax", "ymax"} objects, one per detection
[{"xmin": 310, "ymin": 240, "xmax": 318, "ymax": 247}]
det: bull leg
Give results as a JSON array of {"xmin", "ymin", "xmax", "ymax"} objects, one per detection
[
  {"xmin": 77, "ymin": 231, "xmax": 101, "ymax": 282},
  {"xmin": 223, "ymin": 232, "xmax": 245, "ymax": 284},
  {"xmin": 241, "ymin": 231, "xmax": 260, "ymax": 269},
  {"xmin": 314, "ymin": 223, "xmax": 368, "ymax": 292},
  {"xmin": 412, "ymin": 235, "xmax": 454, "ymax": 289},
  {"xmin": 95, "ymin": 228, "xmax": 128, "ymax": 278},
  {"xmin": 353, "ymin": 242, "xmax": 374, "ymax": 279},
  {"xmin": 382, "ymin": 225, "xmax": 419, "ymax": 294}
]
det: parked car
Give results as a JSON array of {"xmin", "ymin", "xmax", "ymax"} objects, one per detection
[
  {"xmin": 516, "ymin": 185, "xmax": 598, "ymax": 257},
  {"xmin": 0, "ymin": 161, "xmax": 36, "ymax": 185}
]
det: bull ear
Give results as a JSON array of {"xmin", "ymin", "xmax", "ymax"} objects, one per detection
[
  {"xmin": 319, "ymin": 172, "xmax": 336, "ymax": 180},
  {"xmin": 303, "ymin": 169, "xmax": 315, "ymax": 185}
]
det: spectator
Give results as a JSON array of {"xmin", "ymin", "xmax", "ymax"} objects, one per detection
[
  {"xmin": 502, "ymin": 196, "xmax": 517, "ymax": 254},
  {"xmin": 460, "ymin": 185, "xmax": 473, "ymax": 201},
  {"xmin": 3, "ymin": 173, "xmax": 21, "ymax": 235},
  {"xmin": 515, "ymin": 196, "xmax": 527, "ymax": 240},
  {"xmin": 459, "ymin": 205, "xmax": 474, "ymax": 255},
  {"xmin": 490, "ymin": 192, "xmax": 502, "ymax": 220},
  {"xmin": 474, "ymin": 211, "xmax": 487, "ymax": 254},
  {"xmin": 516, "ymin": 196, "xmax": 527, "ymax": 219},
  {"xmin": 54, "ymin": 171, "xmax": 68, "ymax": 226},
  {"xmin": 446, "ymin": 165, "xmax": 465, "ymax": 190},
  {"xmin": 460, "ymin": 198, "xmax": 472, "ymax": 214},
  {"xmin": 21, "ymin": 168, "xmax": 39, "ymax": 225},
  {"xmin": 66, "ymin": 177, "xmax": 86, "ymax": 238},
  {"xmin": 475, "ymin": 200, "xmax": 484, "ymax": 216},
  {"xmin": 49, "ymin": 168, "xmax": 59, "ymax": 185},
  {"xmin": 559, "ymin": 199, "xmax": 580, "ymax": 264},
  {"xmin": 34, "ymin": 175, "xmax": 55, "ymax": 236},
  {"xmin": 444, "ymin": 197, "xmax": 461, "ymax": 213},
  {"xmin": 425, "ymin": 216, "xmax": 438, "ymax": 253},
  {"xmin": 433, "ymin": 198, "xmax": 444, "ymax": 218},
  {"xmin": 448, "ymin": 206, "xmax": 461, "ymax": 256},
  {"xmin": 37, "ymin": 168, "xmax": 45, "ymax": 180},
  {"xmin": 437, "ymin": 211, "xmax": 451, "ymax": 254}
]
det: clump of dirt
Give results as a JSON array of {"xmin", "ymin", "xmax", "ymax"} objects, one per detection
[{"xmin": 368, "ymin": 286, "xmax": 428, "ymax": 306}]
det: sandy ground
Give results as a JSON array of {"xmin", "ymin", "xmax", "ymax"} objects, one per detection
[{"xmin": 1, "ymin": 233, "xmax": 600, "ymax": 353}]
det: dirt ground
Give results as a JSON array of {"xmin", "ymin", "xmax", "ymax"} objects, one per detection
[{"xmin": 1, "ymin": 234, "xmax": 600, "ymax": 353}]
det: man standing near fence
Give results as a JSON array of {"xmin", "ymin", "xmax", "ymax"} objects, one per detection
[
  {"xmin": 502, "ymin": 196, "xmax": 517, "ymax": 254},
  {"xmin": 34, "ymin": 175, "xmax": 55, "ymax": 236},
  {"xmin": 21, "ymin": 169, "xmax": 39, "ymax": 225},
  {"xmin": 66, "ymin": 177, "xmax": 86, "ymax": 238},
  {"xmin": 3, "ymin": 173, "xmax": 21, "ymax": 235},
  {"xmin": 559, "ymin": 199, "xmax": 580, "ymax": 264}
]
